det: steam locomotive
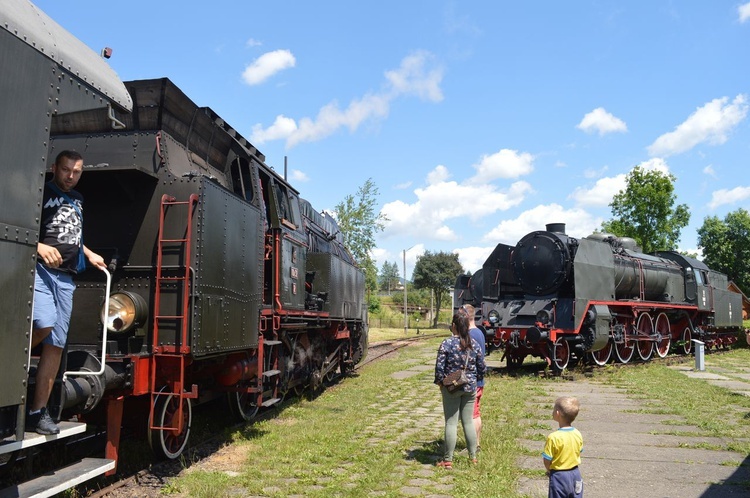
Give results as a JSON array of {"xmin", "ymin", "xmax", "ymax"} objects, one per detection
[
  {"xmin": 454, "ymin": 223, "xmax": 744, "ymax": 371},
  {"xmin": 1, "ymin": 1, "xmax": 367, "ymax": 494}
]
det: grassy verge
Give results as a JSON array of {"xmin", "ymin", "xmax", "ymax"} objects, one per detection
[
  {"xmin": 368, "ymin": 327, "xmax": 445, "ymax": 342},
  {"xmin": 164, "ymin": 336, "xmax": 539, "ymax": 497},
  {"xmin": 163, "ymin": 333, "xmax": 750, "ymax": 497}
]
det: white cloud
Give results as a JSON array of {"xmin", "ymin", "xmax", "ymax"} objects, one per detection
[
  {"xmin": 470, "ymin": 149, "xmax": 534, "ymax": 183},
  {"xmin": 739, "ymin": 2, "xmax": 750, "ymax": 22},
  {"xmin": 583, "ymin": 165, "xmax": 608, "ymax": 179},
  {"xmin": 453, "ymin": 246, "xmax": 495, "ymax": 274},
  {"xmin": 241, "ymin": 49, "xmax": 296, "ymax": 85},
  {"xmin": 246, "ymin": 38, "xmax": 262, "ymax": 48},
  {"xmin": 647, "ymin": 95, "xmax": 749, "ymax": 157},
  {"xmin": 703, "ymin": 165, "xmax": 717, "ymax": 178},
  {"xmin": 427, "ymin": 165, "xmax": 451, "ymax": 185},
  {"xmin": 250, "ymin": 115, "xmax": 297, "ymax": 143},
  {"xmin": 393, "ymin": 181, "xmax": 413, "ymax": 190},
  {"xmin": 639, "ymin": 157, "xmax": 670, "ymax": 175},
  {"xmin": 481, "ymin": 204, "xmax": 602, "ymax": 245},
  {"xmin": 251, "ymin": 51, "xmax": 444, "ymax": 147},
  {"xmin": 569, "ymin": 159, "xmax": 668, "ymax": 208},
  {"xmin": 289, "ymin": 169, "xmax": 309, "ymax": 182},
  {"xmin": 384, "ymin": 50, "xmax": 444, "ymax": 102},
  {"xmin": 287, "ymin": 93, "xmax": 391, "ymax": 147},
  {"xmin": 380, "ymin": 164, "xmax": 533, "ymax": 241},
  {"xmin": 576, "ymin": 107, "xmax": 628, "ymax": 136},
  {"xmin": 707, "ymin": 186, "xmax": 750, "ymax": 209},
  {"xmin": 569, "ymin": 173, "xmax": 627, "ymax": 207}
]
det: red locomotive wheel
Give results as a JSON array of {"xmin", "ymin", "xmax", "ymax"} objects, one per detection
[
  {"xmin": 550, "ymin": 337, "xmax": 570, "ymax": 372},
  {"xmin": 228, "ymin": 384, "xmax": 260, "ymax": 422},
  {"xmin": 636, "ymin": 313, "xmax": 654, "ymax": 362},
  {"xmin": 680, "ymin": 328, "xmax": 692, "ymax": 355},
  {"xmin": 148, "ymin": 392, "xmax": 192, "ymax": 460},
  {"xmin": 614, "ymin": 338, "xmax": 634, "ymax": 364},
  {"xmin": 588, "ymin": 339, "xmax": 612, "ymax": 366},
  {"xmin": 654, "ymin": 313, "xmax": 671, "ymax": 358}
]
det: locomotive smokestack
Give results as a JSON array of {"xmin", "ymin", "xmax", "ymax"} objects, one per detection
[{"xmin": 546, "ymin": 223, "xmax": 566, "ymax": 234}]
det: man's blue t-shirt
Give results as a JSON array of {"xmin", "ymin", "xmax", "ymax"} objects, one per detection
[{"xmin": 469, "ymin": 327, "xmax": 486, "ymax": 387}]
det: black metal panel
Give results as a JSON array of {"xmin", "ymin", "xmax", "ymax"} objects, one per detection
[
  {"xmin": 280, "ymin": 231, "xmax": 307, "ymax": 310},
  {"xmin": 574, "ymin": 238, "xmax": 616, "ymax": 300},
  {"xmin": 194, "ymin": 180, "xmax": 263, "ymax": 354},
  {"xmin": 306, "ymin": 253, "xmax": 365, "ymax": 320},
  {"xmin": 50, "ymin": 131, "xmax": 162, "ymax": 177},
  {"xmin": 482, "ymin": 242, "xmax": 521, "ymax": 301},
  {"xmin": 0, "ymin": 29, "xmax": 54, "ymax": 416}
]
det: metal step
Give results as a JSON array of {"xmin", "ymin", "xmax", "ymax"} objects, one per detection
[
  {"xmin": 0, "ymin": 457, "xmax": 115, "ymax": 498},
  {"xmin": 0, "ymin": 422, "xmax": 86, "ymax": 456},
  {"xmin": 262, "ymin": 369, "xmax": 281, "ymax": 378},
  {"xmin": 264, "ymin": 340, "xmax": 282, "ymax": 346},
  {"xmin": 261, "ymin": 397, "xmax": 281, "ymax": 408}
]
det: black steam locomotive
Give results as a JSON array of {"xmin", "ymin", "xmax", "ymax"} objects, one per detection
[
  {"xmin": 455, "ymin": 223, "xmax": 744, "ymax": 371},
  {"xmin": 1, "ymin": 1, "xmax": 367, "ymax": 494}
]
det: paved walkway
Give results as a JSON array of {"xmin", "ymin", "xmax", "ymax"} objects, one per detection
[{"xmin": 515, "ymin": 376, "xmax": 750, "ymax": 497}]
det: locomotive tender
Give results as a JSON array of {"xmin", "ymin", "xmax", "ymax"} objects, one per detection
[
  {"xmin": 455, "ymin": 223, "xmax": 744, "ymax": 371},
  {"xmin": 1, "ymin": 1, "xmax": 367, "ymax": 494}
]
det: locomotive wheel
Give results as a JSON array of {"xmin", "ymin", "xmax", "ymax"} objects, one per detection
[
  {"xmin": 680, "ymin": 328, "xmax": 692, "ymax": 355},
  {"xmin": 228, "ymin": 384, "xmax": 260, "ymax": 421},
  {"xmin": 507, "ymin": 354, "xmax": 525, "ymax": 369},
  {"xmin": 550, "ymin": 338, "xmax": 570, "ymax": 372},
  {"xmin": 654, "ymin": 313, "xmax": 671, "ymax": 358},
  {"xmin": 148, "ymin": 392, "xmax": 192, "ymax": 460},
  {"xmin": 325, "ymin": 363, "xmax": 339, "ymax": 383},
  {"xmin": 614, "ymin": 339, "xmax": 634, "ymax": 364},
  {"xmin": 636, "ymin": 313, "xmax": 654, "ymax": 362},
  {"xmin": 588, "ymin": 340, "xmax": 612, "ymax": 366}
]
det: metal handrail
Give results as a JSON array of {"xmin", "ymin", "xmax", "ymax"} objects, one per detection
[{"xmin": 62, "ymin": 267, "xmax": 111, "ymax": 381}]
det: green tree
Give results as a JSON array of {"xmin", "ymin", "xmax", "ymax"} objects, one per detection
[
  {"xmin": 601, "ymin": 165, "xmax": 690, "ymax": 253},
  {"xmin": 333, "ymin": 178, "xmax": 388, "ymax": 293},
  {"xmin": 412, "ymin": 251, "xmax": 464, "ymax": 328},
  {"xmin": 379, "ymin": 260, "xmax": 400, "ymax": 294},
  {"xmin": 697, "ymin": 208, "xmax": 750, "ymax": 295}
]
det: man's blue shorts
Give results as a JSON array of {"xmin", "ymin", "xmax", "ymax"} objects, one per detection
[{"xmin": 33, "ymin": 263, "xmax": 75, "ymax": 348}]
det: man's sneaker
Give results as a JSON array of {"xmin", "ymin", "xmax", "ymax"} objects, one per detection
[{"xmin": 25, "ymin": 407, "xmax": 60, "ymax": 435}]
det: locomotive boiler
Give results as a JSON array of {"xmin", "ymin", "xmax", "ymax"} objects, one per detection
[{"xmin": 455, "ymin": 223, "xmax": 744, "ymax": 371}]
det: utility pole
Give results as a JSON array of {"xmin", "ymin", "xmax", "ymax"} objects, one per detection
[{"xmin": 403, "ymin": 246, "xmax": 415, "ymax": 335}]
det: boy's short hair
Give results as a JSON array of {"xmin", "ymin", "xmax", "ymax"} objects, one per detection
[
  {"xmin": 462, "ymin": 304, "xmax": 475, "ymax": 316},
  {"xmin": 554, "ymin": 396, "xmax": 580, "ymax": 424}
]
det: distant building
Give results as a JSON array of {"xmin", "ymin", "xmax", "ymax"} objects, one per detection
[{"xmin": 728, "ymin": 281, "xmax": 750, "ymax": 320}]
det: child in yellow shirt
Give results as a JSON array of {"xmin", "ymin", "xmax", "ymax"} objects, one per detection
[{"xmin": 542, "ymin": 396, "xmax": 583, "ymax": 498}]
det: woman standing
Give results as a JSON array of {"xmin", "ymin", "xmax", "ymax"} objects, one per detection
[{"xmin": 434, "ymin": 310, "xmax": 486, "ymax": 469}]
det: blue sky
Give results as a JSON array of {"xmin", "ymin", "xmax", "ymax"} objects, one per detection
[{"xmin": 33, "ymin": 1, "xmax": 750, "ymax": 278}]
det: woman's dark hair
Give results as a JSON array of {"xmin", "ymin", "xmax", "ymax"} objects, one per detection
[{"xmin": 452, "ymin": 311, "xmax": 471, "ymax": 350}]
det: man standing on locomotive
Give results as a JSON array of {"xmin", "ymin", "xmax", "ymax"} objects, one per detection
[{"xmin": 27, "ymin": 150, "xmax": 106, "ymax": 435}]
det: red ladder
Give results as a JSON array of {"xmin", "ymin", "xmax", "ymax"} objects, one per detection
[{"xmin": 149, "ymin": 194, "xmax": 199, "ymax": 433}]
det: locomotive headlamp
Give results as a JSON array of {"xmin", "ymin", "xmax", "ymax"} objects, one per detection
[
  {"xmin": 488, "ymin": 309, "xmax": 500, "ymax": 325},
  {"xmin": 101, "ymin": 291, "xmax": 148, "ymax": 334},
  {"xmin": 536, "ymin": 309, "xmax": 552, "ymax": 326}
]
